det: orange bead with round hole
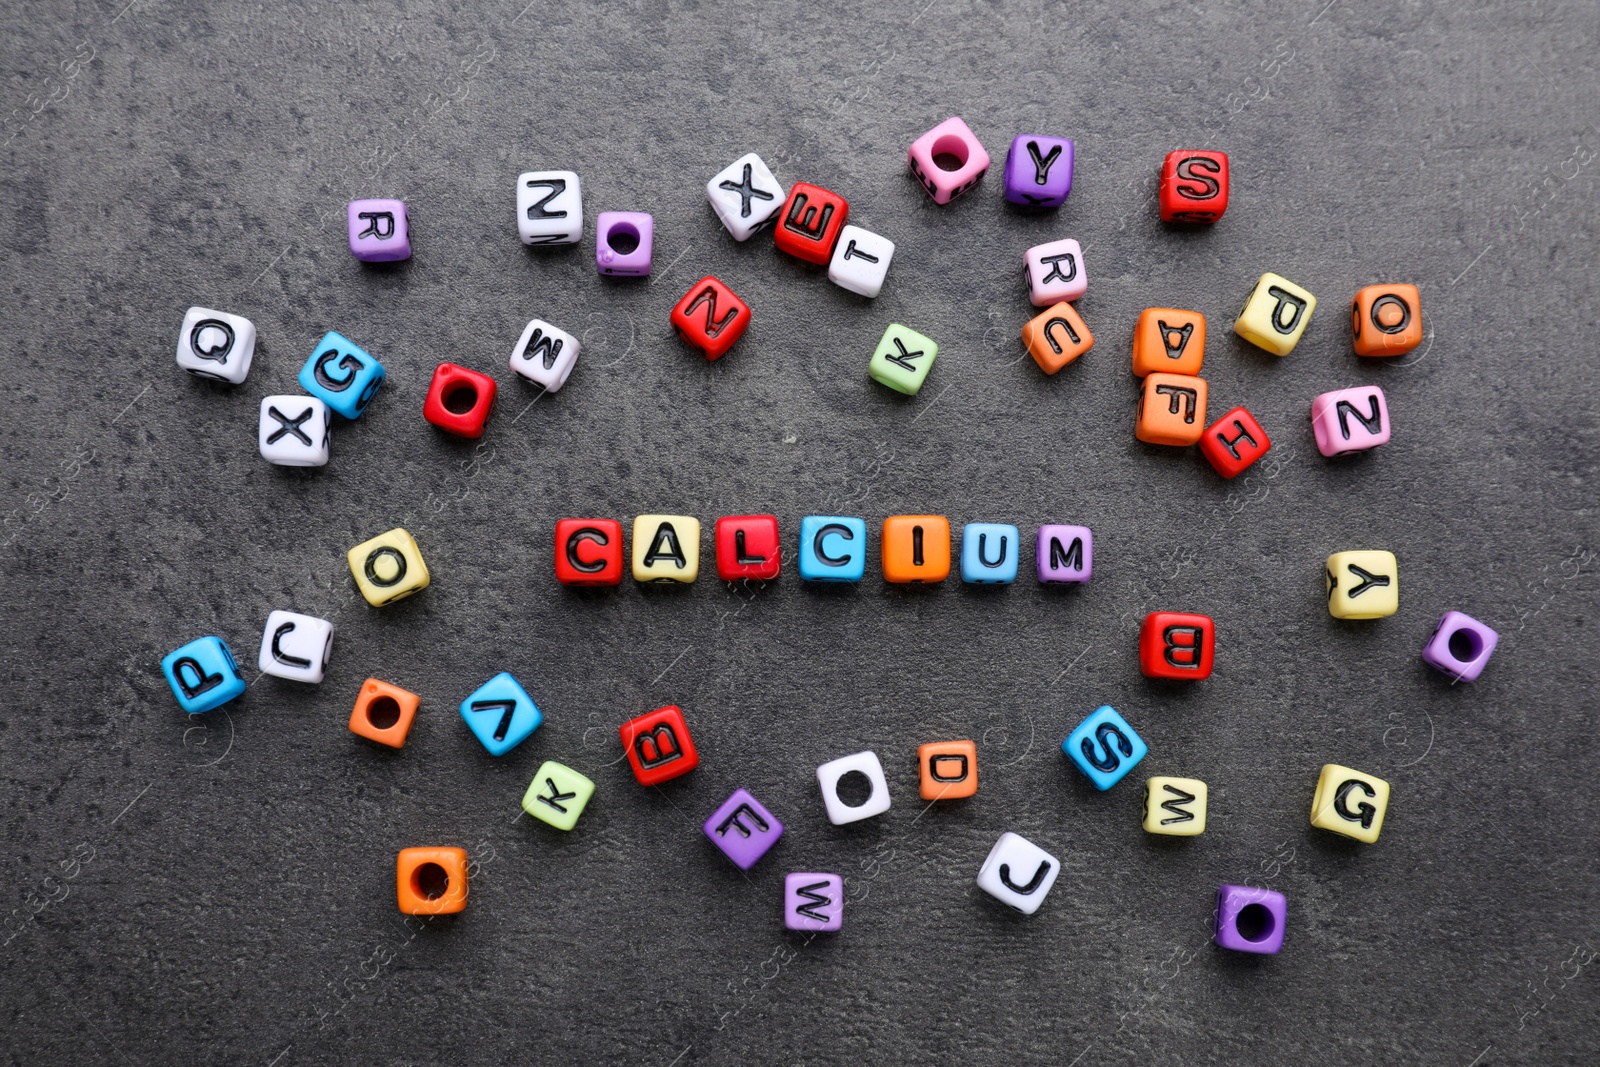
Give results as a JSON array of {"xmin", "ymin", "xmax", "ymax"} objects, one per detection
[
  {"xmin": 349, "ymin": 678, "xmax": 420, "ymax": 749},
  {"xmin": 396, "ymin": 846, "xmax": 468, "ymax": 915}
]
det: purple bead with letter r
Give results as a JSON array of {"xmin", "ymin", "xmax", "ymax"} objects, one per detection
[
  {"xmin": 1003, "ymin": 135, "xmax": 1074, "ymax": 208},
  {"xmin": 1037, "ymin": 524, "xmax": 1092, "ymax": 583},
  {"xmin": 347, "ymin": 198, "xmax": 411, "ymax": 262},
  {"xmin": 703, "ymin": 787, "xmax": 783, "ymax": 870},
  {"xmin": 1215, "ymin": 883, "xmax": 1286, "ymax": 954},
  {"xmin": 1421, "ymin": 610, "xmax": 1499, "ymax": 682}
]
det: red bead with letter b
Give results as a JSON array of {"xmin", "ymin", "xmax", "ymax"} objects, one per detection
[{"xmin": 1139, "ymin": 612, "xmax": 1215, "ymax": 680}]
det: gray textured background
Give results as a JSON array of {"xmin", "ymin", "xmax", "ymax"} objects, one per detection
[{"xmin": 2, "ymin": 0, "xmax": 1597, "ymax": 1064}]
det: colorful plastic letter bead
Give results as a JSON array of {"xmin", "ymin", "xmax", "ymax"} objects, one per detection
[
  {"xmin": 907, "ymin": 116, "xmax": 991, "ymax": 204},
  {"xmin": 1310, "ymin": 763, "xmax": 1390, "ymax": 843},
  {"xmin": 868, "ymin": 323, "xmax": 938, "ymax": 395},
  {"xmin": 1311, "ymin": 385, "xmax": 1390, "ymax": 457},
  {"xmin": 1037, "ymin": 524, "xmax": 1092, "ymax": 583},
  {"xmin": 347, "ymin": 528, "xmax": 430, "ymax": 606},
  {"xmin": 177, "ymin": 306, "xmax": 255, "ymax": 384},
  {"xmin": 460, "ymin": 671, "xmax": 542, "ymax": 756},
  {"xmin": 1132, "ymin": 308, "xmax": 1205, "ymax": 378},
  {"xmin": 1003, "ymin": 134, "xmax": 1074, "ymax": 207},
  {"xmin": 522, "ymin": 761, "xmax": 595, "ymax": 831},
  {"xmin": 827, "ymin": 225, "xmax": 895, "ymax": 298},
  {"xmin": 1024, "ymin": 238, "xmax": 1086, "ymax": 306},
  {"xmin": 670, "ymin": 276, "xmax": 750, "ymax": 361},
  {"xmin": 1326, "ymin": 550, "xmax": 1399, "ymax": 619},
  {"xmin": 516, "ymin": 170, "xmax": 582, "ymax": 245},
  {"xmin": 298, "ymin": 331, "xmax": 385, "ymax": 419},
  {"xmin": 1421, "ymin": 611, "xmax": 1499, "ymax": 682},
  {"xmin": 774, "ymin": 181, "xmax": 848, "ymax": 264},
  {"xmin": 1137, "ymin": 373, "xmax": 1208, "ymax": 446},
  {"xmin": 595, "ymin": 211, "xmax": 653, "ymax": 276},
  {"xmin": 706, "ymin": 153, "xmax": 785, "ymax": 241},
  {"xmin": 961, "ymin": 523, "xmax": 1020, "ymax": 584},
  {"xmin": 347, "ymin": 198, "xmax": 411, "ymax": 262},
  {"xmin": 1198, "ymin": 406, "xmax": 1271, "ymax": 479},
  {"xmin": 423, "ymin": 362, "xmax": 497, "ymax": 439},
  {"xmin": 1140, "ymin": 612, "xmax": 1215, "ymax": 680},
  {"xmin": 631, "ymin": 514, "xmax": 701, "ymax": 584},
  {"xmin": 704, "ymin": 788, "xmax": 784, "ymax": 870},
  {"xmin": 1351, "ymin": 283, "xmax": 1422, "ymax": 357},
  {"xmin": 976, "ymin": 832, "xmax": 1060, "ymax": 915},
  {"xmin": 161, "ymin": 636, "xmax": 246, "ymax": 714},
  {"xmin": 1159, "ymin": 150, "xmax": 1230, "ymax": 223},
  {"xmin": 620, "ymin": 704, "xmax": 699, "ymax": 786},
  {"xmin": 1143, "ymin": 776, "xmax": 1207, "ymax": 835},
  {"xmin": 258, "ymin": 396, "xmax": 330, "ymax": 467},
  {"xmin": 714, "ymin": 514, "xmax": 781, "ymax": 581},
  {"xmin": 396, "ymin": 847, "xmax": 468, "ymax": 915},
  {"xmin": 784, "ymin": 873, "xmax": 844, "ymax": 932},
  {"xmin": 817, "ymin": 751, "xmax": 891, "ymax": 825},
  {"xmin": 918, "ymin": 739, "xmax": 977, "ymax": 801},
  {"xmin": 509, "ymin": 318, "xmax": 580, "ymax": 392},
  {"xmin": 257, "ymin": 610, "xmax": 334, "ymax": 684},
  {"xmin": 349, "ymin": 678, "xmax": 419, "ymax": 749},
  {"xmin": 798, "ymin": 515, "xmax": 866, "ymax": 582},
  {"xmin": 1234, "ymin": 273, "xmax": 1316, "ymax": 356},
  {"xmin": 882, "ymin": 514, "xmax": 951, "ymax": 583},
  {"xmin": 1021, "ymin": 302, "xmax": 1093, "ymax": 375},
  {"xmin": 554, "ymin": 518, "xmax": 625, "ymax": 586},
  {"xmin": 1215, "ymin": 884, "xmax": 1285, "ymax": 954},
  {"xmin": 1063, "ymin": 705, "xmax": 1148, "ymax": 791}
]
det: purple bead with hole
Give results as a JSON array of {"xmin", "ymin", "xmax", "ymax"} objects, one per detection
[
  {"xmin": 1215, "ymin": 883, "xmax": 1285, "ymax": 954},
  {"xmin": 1037, "ymin": 524, "xmax": 1092, "ymax": 583},
  {"xmin": 703, "ymin": 787, "xmax": 783, "ymax": 870},
  {"xmin": 1003, "ymin": 135, "xmax": 1075, "ymax": 208},
  {"xmin": 347, "ymin": 198, "xmax": 411, "ymax": 262},
  {"xmin": 595, "ymin": 211, "xmax": 654, "ymax": 277},
  {"xmin": 1421, "ymin": 610, "xmax": 1499, "ymax": 682},
  {"xmin": 783, "ymin": 872, "xmax": 843, "ymax": 932}
]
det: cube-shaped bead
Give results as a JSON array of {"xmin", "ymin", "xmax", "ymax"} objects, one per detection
[
  {"xmin": 774, "ymin": 181, "xmax": 848, "ymax": 264},
  {"xmin": 516, "ymin": 170, "xmax": 582, "ymax": 245},
  {"xmin": 976, "ymin": 831, "xmax": 1060, "ymax": 915},
  {"xmin": 918, "ymin": 739, "xmax": 977, "ymax": 801},
  {"xmin": 714, "ymin": 514, "xmax": 781, "ymax": 581},
  {"xmin": 961, "ymin": 522, "xmax": 1020, "ymax": 584},
  {"xmin": 1063, "ymin": 705, "xmax": 1148, "ymax": 791},
  {"xmin": 522, "ymin": 761, "xmax": 595, "ymax": 831},
  {"xmin": 1421, "ymin": 611, "xmax": 1499, "ymax": 682},
  {"xmin": 620, "ymin": 704, "xmax": 699, "ymax": 786},
  {"xmin": 1351, "ymin": 283, "xmax": 1422, "ymax": 357},
  {"xmin": 1159, "ymin": 150, "xmax": 1230, "ymax": 223},
  {"xmin": 1139, "ymin": 612, "xmax": 1215, "ymax": 680},
  {"xmin": 827, "ymin": 225, "xmax": 895, "ymax": 298},
  {"xmin": 1326, "ymin": 550, "xmax": 1398, "ymax": 619},
  {"xmin": 1234, "ymin": 273, "xmax": 1316, "ymax": 356},
  {"xmin": 1311, "ymin": 385, "xmax": 1390, "ymax": 457},
  {"xmin": 396, "ymin": 846, "xmax": 468, "ymax": 915},
  {"xmin": 460, "ymin": 671, "xmax": 543, "ymax": 756},
  {"xmin": 817, "ymin": 750, "xmax": 891, "ymax": 825},
  {"xmin": 670, "ymin": 275, "xmax": 750, "ymax": 361},
  {"xmin": 1198, "ymin": 406, "xmax": 1271, "ymax": 479},
  {"xmin": 1310, "ymin": 763, "xmax": 1391, "ymax": 843},
  {"xmin": 1024, "ymin": 238, "xmax": 1087, "ymax": 305},
  {"xmin": 348, "ymin": 678, "xmax": 420, "ymax": 749},
  {"xmin": 596, "ymin": 211, "xmax": 653, "ymax": 276},
  {"xmin": 347, "ymin": 528, "xmax": 430, "ymax": 607},
  {"xmin": 298, "ymin": 331, "xmax": 385, "ymax": 419},
  {"xmin": 1143, "ymin": 776, "xmax": 1208, "ymax": 835},
  {"xmin": 631, "ymin": 514, "xmax": 701, "ymax": 584},
  {"xmin": 1132, "ymin": 308, "xmax": 1205, "ymax": 378},
  {"xmin": 1137, "ymin": 373, "xmax": 1208, "ymax": 446},
  {"xmin": 882, "ymin": 514, "xmax": 951, "ymax": 583},
  {"xmin": 257, "ymin": 609, "xmax": 334, "ymax": 684},
  {"xmin": 161, "ymin": 635, "xmax": 246, "ymax": 714},
  {"xmin": 423, "ymin": 362, "xmax": 497, "ymax": 439},
  {"xmin": 784, "ymin": 873, "xmax": 844, "ymax": 932},
  {"xmin": 1037, "ymin": 524, "xmax": 1092, "ymax": 583},
  {"xmin": 554, "ymin": 518, "xmax": 625, "ymax": 586},
  {"xmin": 1021, "ymin": 302, "xmax": 1093, "ymax": 375},
  {"xmin": 258, "ymin": 396, "xmax": 331, "ymax": 467},
  {"xmin": 1215, "ymin": 884, "xmax": 1285, "ymax": 954},
  {"xmin": 707, "ymin": 153, "xmax": 785, "ymax": 241},
  {"xmin": 1003, "ymin": 134, "xmax": 1074, "ymax": 207},
  {"xmin": 347, "ymin": 198, "xmax": 411, "ymax": 262},
  {"xmin": 798, "ymin": 515, "xmax": 866, "ymax": 582},
  {"xmin": 907, "ymin": 116, "xmax": 991, "ymax": 204},
  {"xmin": 868, "ymin": 323, "xmax": 938, "ymax": 395},
  {"xmin": 177, "ymin": 306, "xmax": 256, "ymax": 384},
  {"xmin": 704, "ymin": 788, "xmax": 784, "ymax": 870},
  {"xmin": 509, "ymin": 318, "xmax": 581, "ymax": 393}
]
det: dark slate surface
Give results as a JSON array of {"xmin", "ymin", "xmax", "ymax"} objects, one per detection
[{"xmin": 1, "ymin": 1, "xmax": 1597, "ymax": 1063}]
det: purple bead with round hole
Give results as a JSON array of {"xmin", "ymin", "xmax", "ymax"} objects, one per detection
[
  {"xmin": 596, "ymin": 211, "xmax": 654, "ymax": 277},
  {"xmin": 1215, "ymin": 883, "xmax": 1285, "ymax": 954},
  {"xmin": 347, "ymin": 199, "xmax": 411, "ymax": 262},
  {"xmin": 1421, "ymin": 610, "xmax": 1499, "ymax": 682},
  {"xmin": 1003, "ymin": 135, "xmax": 1075, "ymax": 208}
]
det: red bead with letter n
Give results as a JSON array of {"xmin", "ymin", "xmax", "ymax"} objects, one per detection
[
  {"xmin": 1139, "ymin": 612, "xmax": 1215, "ymax": 680},
  {"xmin": 670, "ymin": 275, "xmax": 751, "ymax": 361},
  {"xmin": 620, "ymin": 704, "xmax": 700, "ymax": 786}
]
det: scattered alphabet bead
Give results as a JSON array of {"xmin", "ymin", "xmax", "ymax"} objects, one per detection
[
  {"xmin": 798, "ymin": 515, "xmax": 866, "ymax": 582},
  {"xmin": 396, "ymin": 847, "xmax": 468, "ymax": 915},
  {"xmin": 1421, "ymin": 611, "xmax": 1499, "ymax": 682},
  {"xmin": 1137, "ymin": 372, "xmax": 1208, "ymax": 446},
  {"xmin": 1326, "ymin": 550, "xmax": 1398, "ymax": 619},
  {"xmin": 522, "ymin": 760, "xmax": 595, "ymax": 831},
  {"xmin": 704, "ymin": 788, "xmax": 784, "ymax": 870},
  {"xmin": 1143, "ymin": 777, "xmax": 1207, "ymax": 835},
  {"xmin": 1132, "ymin": 308, "xmax": 1205, "ymax": 378},
  {"xmin": 517, "ymin": 170, "xmax": 582, "ymax": 245},
  {"xmin": 161, "ymin": 635, "xmax": 246, "ymax": 714},
  {"xmin": 1310, "ymin": 763, "xmax": 1390, "ymax": 843},
  {"xmin": 347, "ymin": 198, "xmax": 411, "ymax": 262},
  {"xmin": 868, "ymin": 323, "xmax": 938, "ymax": 395},
  {"xmin": 257, "ymin": 610, "xmax": 334, "ymax": 683},
  {"xmin": 827, "ymin": 224, "xmax": 895, "ymax": 298},
  {"xmin": 1037, "ymin": 524, "xmax": 1092, "ymax": 583},
  {"xmin": 1024, "ymin": 237, "xmax": 1086, "ymax": 305},
  {"xmin": 670, "ymin": 275, "xmax": 750, "ymax": 361},
  {"xmin": 554, "ymin": 518, "xmax": 625, "ymax": 586},
  {"xmin": 348, "ymin": 528, "xmax": 430, "ymax": 606},
  {"xmin": 596, "ymin": 210, "xmax": 654, "ymax": 276},
  {"xmin": 1063, "ymin": 705, "xmax": 1148, "ymax": 791},
  {"xmin": 460, "ymin": 671, "xmax": 543, "ymax": 757},
  {"xmin": 706, "ymin": 153, "xmax": 784, "ymax": 241},
  {"xmin": 784, "ymin": 873, "xmax": 844, "ymax": 932},
  {"xmin": 961, "ymin": 522, "xmax": 1020, "ymax": 584},
  {"xmin": 1351, "ymin": 283, "xmax": 1422, "ymax": 357},
  {"xmin": 258, "ymin": 396, "xmax": 330, "ymax": 467},
  {"xmin": 1003, "ymin": 134, "xmax": 1074, "ymax": 207},
  {"xmin": 882, "ymin": 514, "xmax": 951, "ymax": 583},
  {"xmin": 976, "ymin": 831, "xmax": 1060, "ymax": 915},
  {"xmin": 714, "ymin": 514, "xmax": 781, "ymax": 581},
  {"xmin": 1139, "ymin": 612, "xmax": 1215, "ymax": 680},
  {"xmin": 1214, "ymin": 884, "xmax": 1285, "ymax": 954},
  {"xmin": 423, "ymin": 362, "xmax": 498, "ymax": 439},
  {"xmin": 176, "ymin": 306, "xmax": 255, "ymax": 384},
  {"xmin": 632, "ymin": 514, "xmax": 701, "ymax": 584},
  {"xmin": 620, "ymin": 705, "xmax": 699, "ymax": 786},
  {"xmin": 817, "ymin": 750, "xmax": 892, "ymax": 825},
  {"xmin": 299, "ymin": 331, "xmax": 385, "ymax": 419},
  {"xmin": 1234, "ymin": 272, "xmax": 1316, "ymax": 355},
  {"xmin": 1159, "ymin": 150, "xmax": 1229, "ymax": 223},
  {"xmin": 918, "ymin": 740, "xmax": 977, "ymax": 801},
  {"xmin": 509, "ymin": 318, "xmax": 581, "ymax": 392},
  {"xmin": 349, "ymin": 678, "xmax": 420, "ymax": 749},
  {"xmin": 774, "ymin": 181, "xmax": 848, "ymax": 264},
  {"xmin": 1311, "ymin": 385, "xmax": 1390, "ymax": 457},
  {"xmin": 908, "ymin": 116, "xmax": 991, "ymax": 204},
  {"xmin": 1198, "ymin": 405, "xmax": 1271, "ymax": 479},
  {"xmin": 1021, "ymin": 301, "xmax": 1093, "ymax": 374}
]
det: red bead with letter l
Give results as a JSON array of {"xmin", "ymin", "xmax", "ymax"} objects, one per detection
[
  {"xmin": 1140, "ymin": 612, "xmax": 1215, "ymax": 680},
  {"xmin": 714, "ymin": 514, "xmax": 781, "ymax": 581},
  {"xmin": 619, "ymin": 704, "xmax": 700, "ymax": 786},
  {"xmin": 773, "ymin": 181, "xmax": 849, "ymax": 265},
  {"xmin": 1198, "ymin": 405, "xmax": 1271, "ymax": 479},
  {"xmin": 554, "ymin": 518, "xmax": 624, "ymax": 587},
  {"xmin": 423, "ymin": 362, "xmax": 498, "ymax": 438},
  {"xmin": 1159, "ymin": 151, "xmax": 1229, "ymax": 223},
  {"xmin": 670, "ymin": 275, "xmax": 751, "ymax": 361}
]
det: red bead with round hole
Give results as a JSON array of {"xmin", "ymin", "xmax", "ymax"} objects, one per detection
[
  {"xmin": 671, "ymin": 276, "xmax": 751, "ymax": 361},
  {"xmin": 1139, "ymin": 612, "xmax": 1215, "ymax": 680},
  {"xmin": 423, "ymin": 362, "xmax": 498, "ymax": 438},
  {"xmin": 554, "ymin": 518, "xmax": 625, "ymax": 587}
]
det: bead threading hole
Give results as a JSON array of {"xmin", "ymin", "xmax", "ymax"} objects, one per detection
[
  {"xmin": 413, "ymin": 862, "xmax": 449, "ymax": 900},
  {"xmin": 931, "ymin": 134, "xmax": 970, "ymax": 172},
  {"xmin": 1447, "ymin": 628, "xmax": 1482, "ymax": 663},
  {"xmin": 835, "ymin": 770, "xmax": 874, "ymax": 807},
  {"xmin": 367, "ymin": 695, "xmax": 401, "ymax": 730},
  {"xmin": 443, "ymin": 383, "xmax": 478, "ymax": 414},
  {"xmin": 1236, "ymin": 902, "xmax": 1276, "ymax": 942},
  {"xmin": 607, "ymin": 223, "xmax": 640, "ymax": 255}
]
